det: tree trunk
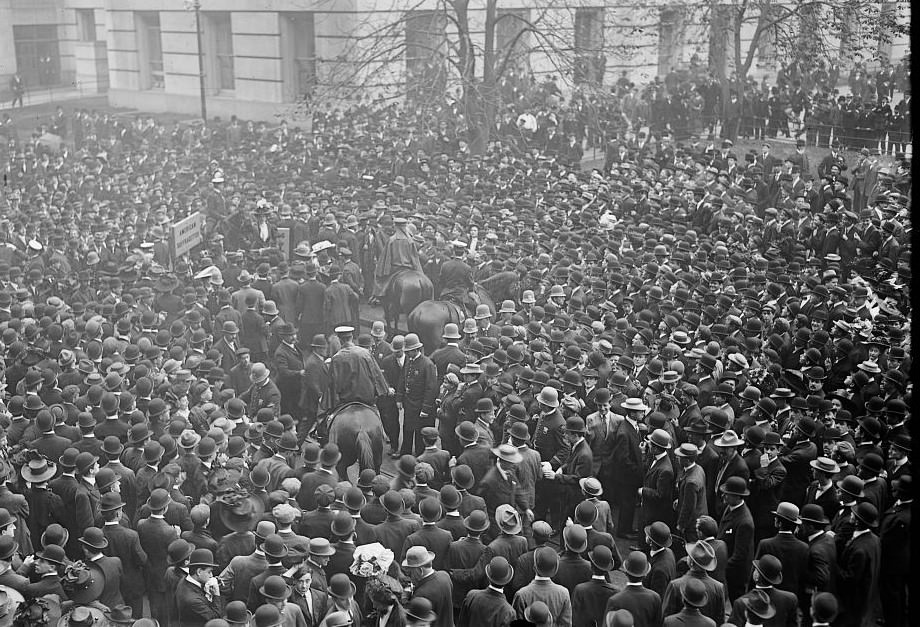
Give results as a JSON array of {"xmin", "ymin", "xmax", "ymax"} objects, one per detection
[{"xmin": 468, "ymin": 0, "xmax": 498, "ymax": 154}]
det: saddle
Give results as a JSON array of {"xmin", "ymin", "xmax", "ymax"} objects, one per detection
[{"xmin": 443, "ymin": 290, "xmax": 480, "ymax": 319}]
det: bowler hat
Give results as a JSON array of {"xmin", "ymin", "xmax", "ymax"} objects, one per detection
[
  {"xmin": 622, "ymin": 550, "xmax": 651, "ymax": 577},
  {"xmin": 753, "ymin": 553, "xmax": 784, "ymax": 585},
  {"xmin": 78, "ymin": 527, "xmax": 108, "ymax": 551},
  {"xmin": 253, "ymin": 605, "xmax": 283, "ymax": 627},
  {"xmin": 451, "ymin": 464, "xmax": 475, "ymax": 490},
  {"xmin": 681, "ymin": 578, "xmax": 709, "ymax": 607},
  {"xmin": 852, "ymin": 502, "xmax": 878, "ymax": 527},
  {"xmin": 644, "ymin": 521, "xmax": 672, "ymax": 548},
  {"xmin": 721, "ymin": 476, "xmax": 750, "ymax": 496},
  {"xmin": 485, "ymin": 556, "xmax": 514, "ymax": 586},
  {"xmin": 646, "ymin": 428, "xmax": 672, "ymax": 449},
  {"xmin": 800, "ymin": 503, "xmax": 830, "ymax": 525},
  {"xmin": 533, "ymin": 546, "xmax": 558, "ymax": 576},
  {"xmin": 454, "ymin": 421, "xmax": 478, "ymax": 443},
  {"xmin": 187, "ymin": 548, "xmax": 217, "ymax": 569},
  {"xmin": 402, "ymin": 546, "xmax": 435, "ymax": 569},
  {"xmin": 811, "ymin": 592, "xmax": 838, "ymax": 624},
  {"xmin": 772, "ymin": 502, "xmax": 801, "ymax": 524},
  {"xmin": 439, "ymin": 485, "xmax": 462, "ymax": 511},
  {"xmin": 259, "ymin": 575, "xmax": 291, "ymax": 600}
]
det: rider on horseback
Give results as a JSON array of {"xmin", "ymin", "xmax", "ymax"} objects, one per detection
[
  {"xmin": 437, "ymin": 240, "xmax": 479, "ymax": 316},
  {"xmin": 328, "ymin": 325, "xmax": 389, "ymax": 407},
  {"xmin": 371, "ymin": 216, "xmax": 422, "ymax": 305}
]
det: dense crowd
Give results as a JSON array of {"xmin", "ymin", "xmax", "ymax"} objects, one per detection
[{"xmin": 0, "ymin": 65, "xmax": 911, "ymax": 627}]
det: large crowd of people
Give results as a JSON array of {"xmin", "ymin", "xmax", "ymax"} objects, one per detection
[{"xmin": 0, "ymin": 62, "xmax": 911, "ymax": 627}]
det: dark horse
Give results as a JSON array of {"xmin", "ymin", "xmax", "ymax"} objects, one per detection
[
  {"xmin": 408, "ymin": 286, "xmax": 495, "ymax": 354},
  {"xmin": 382, "ymin": 270, "xmax": 434, "ymax": 335},
  {"xmin": 314, "ymin": 402, "xmax": 386, "ymax": 479},
  {"xmin": 478, "ymin": 271, "xmax": 521, "ymax": 305}
]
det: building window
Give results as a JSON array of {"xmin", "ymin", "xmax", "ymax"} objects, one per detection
[
  {"xmin": 77, "ymin": 9, "xmax": 97, "ymax": 42},
  {"xmin": 136, "ymin": 12, "xmax": 164, "ymax": 90},
  {"xmin": 405, "ymin": 11, "xmax": 447, "ymax": 103},
  {"xmin": 658, "ymin": 8, "xmax": 684, "ymax": 76},
  {"xmin": 13, "ymin": 25, "xmax": 61, "ymax": 87},
  {"xmin": 206, "ymin": 12, "xmax": 235, "ymax": 92},
  {"xmin": 495, "ymin": 9, "xmax": 531, "ymax": 74},
  {"xmin": 282, "ymin": 12, "xmax": 316, "ymax": 102},
  {"xmin": 574, "ymin": 8, "xmax": 604, "ymax": 84}
]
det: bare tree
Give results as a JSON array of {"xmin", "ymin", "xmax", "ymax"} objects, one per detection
[
  {"xmin": 697, "ymin": 0, "xmax": 909, "ymax": 113},
  {"xmin": 294, "ymin": 0, "xmax": 654, "ymax": 153}
]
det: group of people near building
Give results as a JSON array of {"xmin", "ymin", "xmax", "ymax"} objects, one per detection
[{"xmin": 0, "ymin": 71, "xmax": 911, "ymax": 627}]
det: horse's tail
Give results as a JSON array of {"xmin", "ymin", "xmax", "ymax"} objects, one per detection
[{"xmin": 356, "ymin": 429, "xmax": 375, "ymax": 472}]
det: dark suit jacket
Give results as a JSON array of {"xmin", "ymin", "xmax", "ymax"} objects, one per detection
[
  {"xmin": 712, "ymin": 454, "xmax": 749, "ymax": 518},
  {"xmin": 779, "ymin": 440, "xmax": 817, "ymax": 506},
  {"xmin": 431, "ymin": 344, "xmax": 466, "ymax": 380},
  {"xmin": 879, "ymin": 500, "xmax": 911, "ymax": 578},
  {"xmin": 837, "ymin": 531, "xmax": 881, "ymax": 626},
  {"xmin": 755, "ymin": 531, "xmax": 809, "ymax": 598},
  {"xmin": 403, "ymin": 525, "xmax": 453, "ymax": 571},
  {"xmin": 457, "ymin": 444, "xmax": 493, "ymax": 488},
  {"xmin": 606, "ymin": 584, "xmax": 662, "ymax": 627},
  {"xmin": 273, "ymin": 341, "xmax": 306, "ymax": 408},
  {"xmin": 476, "ymin": 466, "xmax": 528, "ymax": 525},
  {"xmin": 676, "ymin": 465, "xmax": 707, "ymax": 536},
  {"xmin": 30, "ymin": 432, "xmax": 73, "ymax": 463},
  {"xmin": 327, "ymin": 541, "xmax": 356, "ymax": 580},
  {"xmin": 401, "ymin": 354, "xmax": 439, "ymax": 415},
  {"xmin": 804, "ymin": 482, "xmax": 840, "ymax": 523},
  {"xmin": 663, "ymin": 607, "xmax": 717, "ymax": 627},
  {"xmin": 24, "ymin": 573, "xmax": 67, "ymax": 600},
  {"xmin": 446, "ymin": 493, "xmax": 482, "ymax": 526},
  {"xmin": 73, "ymin": 479, "xmax": 101, "ymax": 538},
  {"xmin": 573, "ymin": 578, "xmax": 618, "ymax": 627},
  {"xmin": 805, "ymin": 531, "xmax": 837, "ymax": 594},
  {"xmin": 242, "ymin": 378, "xmax": 282, "ymax": 419},
  {"xmin": 374, "ymin": 515, "xmax": 420, "ymax": 562},
  {"xmin": 176, "ymin": 577, "xmax": 225, "ymax": 627},
  {"xmin": 414, "ymin": 570, "xmax": 455, "ymax": 627},
  {"xmin": 717, "ymin": 503, "xmax": 754, "ymax": 579},
  {"xmin": 609, "ymin": 419, "xmax": 643, "ymax": 491},
  {"xmin": 642, "ymin": 453, "xmax": 675, "ymax": 527},
  {"xmin": 219, "ymin": 550, "xmax": 268, "ymax": 602},
  {"xmin": 50, "ymin": 473, "xmax": 80, "ymax": 554},
  {"xmin": 102, "ymin": 521, "xmax": 147, "ymax": 600},
  {"xmin": 645, "ymin": 548, "xmax": 677, "ymax": 598},
  {"xmin": 137, "ymin": 516, "xmax": 180, "ymax": 592},
  {"xmin": 553, "ymin": 551, "xmax": 593, "ymax": 592},
  {"xmin": 88, "ymin": 554, "xmax": 124, "ymax": 608},
  {"xmin": 240, "ymin": 308, "xmax": 269, "ymax": 354},
  {"xmin": 214, "ymin": 337, "xmax": 241, "ymax": 371},
  {"xmin": 297, "ymin": 469, "xmax": 339, "ymax": 511},
  {"xmin": 558, "ymin": 438, "xmax": 593, "ymax": 490},
  {"xmin": 661, "ymin": 572, "xmax": 726, "ymax": 625},
  {"xmin": 749, "ymin": 458, "xmax": 787, "ymax": 531},
  {"xmin": 459, "ymin": 586, "xmax": 516, "ymax": 627}
]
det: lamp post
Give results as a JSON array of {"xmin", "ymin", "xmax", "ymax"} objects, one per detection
[{"xmin": 185, "ymin": 0, "xmax": 207, "ymax": 121}]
